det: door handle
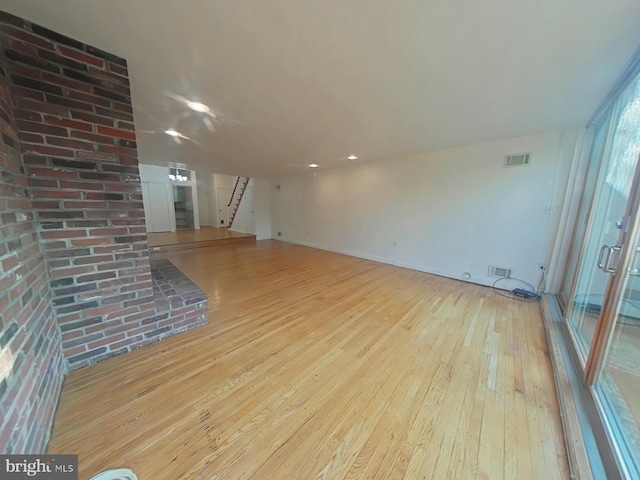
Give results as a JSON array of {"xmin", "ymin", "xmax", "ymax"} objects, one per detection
[
  {"xmin": 597, "ymin": 245, "xmax": 621, "ymax": 273},
  {"xmin": 597, "ymin": 245, "xmax": 610, "ymax": 269},
  {"xmin": 604, "ymin": 246, "xmax": 621, "ymax": 273}
]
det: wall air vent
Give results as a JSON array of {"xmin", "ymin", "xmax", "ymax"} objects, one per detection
[
  {"xmin": 504, "ymin": 153, "xmax": 531, "ymax": 167},
  {"xmin": 488, "ymin": 265, "xmax": 512, "ymax": 278}
]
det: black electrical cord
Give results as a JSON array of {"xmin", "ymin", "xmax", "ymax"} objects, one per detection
[
  {"xmin": 537, "ymin": 270, "xmax": 546, "ymax": 296},
  {"xmin": 492, "ymin": 277, "xmax": 539, "ymax": 302}
]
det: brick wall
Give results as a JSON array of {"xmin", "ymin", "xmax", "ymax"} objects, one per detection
[
  {"xmin": 0, "ymin": 11, "xmax": 207, "ymax": 453},
  {"xmin": 0, "ymin": 12, "xmax": 207, "ymax": 373},
  {"xmin": 0, "ymin": 21, "xmax": 65, "ymax": 453}
]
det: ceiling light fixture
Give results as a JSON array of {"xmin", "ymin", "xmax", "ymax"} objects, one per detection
[
  {"xmin": 187, "ymin": 101, "xmax": 210, "ymax": 113},
  {"xmin": 348, "ymin": 154, "xmax": 358, "ymax": 160},
  {"xmin": 308, "ymin": 163, "xmax": 319, "ymax": 168},
  {"xmin": 169, "ymin": 174, "xmax": 188, "ymax": 182},
  {"xmin": 164, "ymin": 129, "xmax": 181, "ymax": 137}
]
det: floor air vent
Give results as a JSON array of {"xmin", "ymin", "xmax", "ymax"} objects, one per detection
[
  {"xmin": 504, "ymin": 153, "xmax": 531, "ymax": 167},
  {"xmin": 89, "ymin": 469, "xmax": 137, "ymax": 480},
  {"xmin": 488, "ymin": 265, "xmax": 512, "ymax": 278}
]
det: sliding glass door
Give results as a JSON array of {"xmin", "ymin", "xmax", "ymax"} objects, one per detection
[
  {"xmin": 562, "ymin": 70, "xmax": 640, "ymax": 478},
  {"xmin": 595, "ymin": 227, "xmax": 640, "ymax": 476},
  {"xmin": 565, "ymin": 86, "xmax": 640, "ymax": 360},
  {"xmin": 564, "ymin": 130, "xmax": 629, "ymax": 362},
  {"xmin": 589, "ymin": 75, "xmax": 640, "ymax": 477}
]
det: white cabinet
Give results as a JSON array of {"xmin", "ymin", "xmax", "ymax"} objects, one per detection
[{"xmin": 142, "ymin": 182, "xmax": 172, "ymax": 232}]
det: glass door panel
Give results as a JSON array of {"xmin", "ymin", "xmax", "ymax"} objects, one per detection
[
  {"xmin": 592, "ymin": 178, "xmax": 640, "ymax": 477},
  {"xmin": 596, "ymin": 303, "xmax": 640, "ymax": 476},
  {"xmin": 566, "ymin": 76, "xmax": 640, "ymax": 366},
  {"xmin": 559, "ymin": 126, "xmax": 606, "ymax": 308},
  {"xmin": 566, "ymin": 149, "xmax": 632, "ymax": 361},
  {"xmin": 591, "ymin": 75, "xmax": 640, "ymax": 478}
]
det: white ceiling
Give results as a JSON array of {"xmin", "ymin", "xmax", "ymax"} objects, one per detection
[{"xmin": 2, "ymin": 0, "xmax": 640, "ymax": 177}]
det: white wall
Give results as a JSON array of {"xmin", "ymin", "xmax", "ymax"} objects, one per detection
[
  {"xmin": 254, "ymin": 178, "xmax": 272, "ymax": 240},
  {"xmin": 197, "ymin": 172, "xmax": 213, "ymax": 226},
  {"xmin": 271, "ymin": 130, "xmax": 577, "ymax": 288},
  {"xmin": 138, "ymin": 163, "xmax": 175, "ymax": 232},
  {"xmin": 208, "ymin": 174, "xmax": 218, "ymax": 227}
]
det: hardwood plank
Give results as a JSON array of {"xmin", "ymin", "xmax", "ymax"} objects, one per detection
[{"xmin": 47, "ymin": 241, "xmax": 569, "ymax": 479}]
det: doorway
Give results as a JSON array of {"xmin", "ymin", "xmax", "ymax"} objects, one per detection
[{"xmin": 173, "ymin": 185, "xmax": 195, "ymax": 230}]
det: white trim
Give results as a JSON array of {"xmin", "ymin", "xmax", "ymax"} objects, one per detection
[
  {"xmin": 191, "ymin": 170, "xmax": 200, "ymax": 229},
  {"xmin": 167, "ymin": 182, "xmax": 177, "ymax": 232}
]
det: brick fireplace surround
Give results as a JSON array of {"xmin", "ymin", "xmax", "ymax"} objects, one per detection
[{"xmin": 0, "ymin": 11, "xmax": 208, "ymax": 453}]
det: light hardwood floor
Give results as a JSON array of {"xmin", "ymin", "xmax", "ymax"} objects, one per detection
[{"xmin": 48, "ymin": 240, "xmax": 570, "ymax": 479}]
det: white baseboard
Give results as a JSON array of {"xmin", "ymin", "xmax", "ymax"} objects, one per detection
[{"xmin": 276, "ymin": 237, "xmax": 499, "ymax": 289}]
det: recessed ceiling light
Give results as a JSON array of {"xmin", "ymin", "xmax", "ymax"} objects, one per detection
[
  {"xmin": 165, "ymin": 129, "xmax": 181, "ymax": 137},
  {"xmin": 187, "ymin": 101, "xmax": 210, "ymax": 113},
  {"xmin": 308, "ymin": 163, "xmax": 319, "ymax": 168},
  {"xmin": 348, "ymin": 154, "xmax": 358, "ymax": 160}
]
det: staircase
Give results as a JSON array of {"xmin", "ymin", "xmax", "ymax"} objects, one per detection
[{"xmin": 227, "ymin": 176, "xmax": 250, "ymax": 227}]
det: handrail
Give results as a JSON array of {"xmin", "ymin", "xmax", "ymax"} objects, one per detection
[
  {"xmin": 228, "ymin": 176, "xmax": 241, "ymax": 207},
  {"xmin": 227, "ymin": 177, "xmax": 250, "ymax": 227}
]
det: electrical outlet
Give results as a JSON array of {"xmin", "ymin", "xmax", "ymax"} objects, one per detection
[
  {"xmin": 277, "ymin": 231, "xmax": 282, "ymax": 237},
  {"xmin": 392, "ymin": 241, "xmax": 398, "ymax": 247}
]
